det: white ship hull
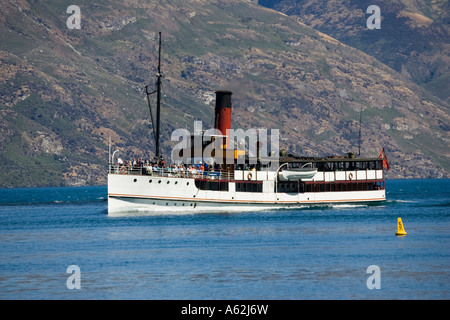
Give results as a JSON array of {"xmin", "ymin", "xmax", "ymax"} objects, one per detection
[{"xmin": 107, "ymin": 170, "xmax": 385, "ymax": 215}]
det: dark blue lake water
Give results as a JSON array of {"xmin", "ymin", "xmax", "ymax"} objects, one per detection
[{"xmin": 0, "ymin": 179, "xmax": 449, "ymax": 300}]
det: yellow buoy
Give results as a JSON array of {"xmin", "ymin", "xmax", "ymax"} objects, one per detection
[{"xmin": 396, "ymin": 217, "xmax": 407, "ymax": 236}]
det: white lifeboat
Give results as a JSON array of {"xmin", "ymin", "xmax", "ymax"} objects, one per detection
[{"xmin": 279, "ymin": 163, "xmax": 318, "ymax": 181}]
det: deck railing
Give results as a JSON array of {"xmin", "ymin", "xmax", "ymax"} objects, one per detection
[
  {"xmin": 108, "ymin": 164, "xmax": 228, "ymax": 180},
  {"xmin": 108, "ymin": 165, "xmax": 384, "ymax": 183}
]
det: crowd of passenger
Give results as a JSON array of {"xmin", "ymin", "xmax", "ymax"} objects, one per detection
[{"xmin": 111, "ymin": 158, "xmax": 222, "ymax": 177}]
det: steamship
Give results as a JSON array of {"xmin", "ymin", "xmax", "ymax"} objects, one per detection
[{"xmin": 107, "ymin": 34, "xmax": 387, "ymax": 215}]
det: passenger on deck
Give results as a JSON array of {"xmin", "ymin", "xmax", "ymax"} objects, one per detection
[{"xmin": 147, "ymin": 163, "xmax": 153, "ymax": 175}]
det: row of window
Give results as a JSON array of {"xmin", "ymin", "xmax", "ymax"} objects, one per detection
[
  {"xmin": 194, "ymin": 179, "xmax": 384, "ymax": 193},
  {"xmin": 236, "ymin": 181, "xmax": 263, "ymax": 193},
  {"xmin": 194, "ymin": 179, "xmax": 264, "ymax": 192},
  {"xmin": 288, "ymin": 160, "xmax": 383, "ymax": 172},
  {"xmin": 133, "ymin": 178, "xmax": 190, "ymax": 186},
  {"xmin": 276, "ymin": 180, "xmax": 385, "ymax": 193},
  {"xmin": 194, "ymin": 179, "xmax": 229, "ymax": 191}
]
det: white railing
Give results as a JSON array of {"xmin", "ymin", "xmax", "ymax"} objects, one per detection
[
  {"xmin": 108, "ymin": 164, "xmax": 227, "ymax": 180},
  {"xmin": 109, "ymin": 164, "xmax": 384, "ymax": 182}
]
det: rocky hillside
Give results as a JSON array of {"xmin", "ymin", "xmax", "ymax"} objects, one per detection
[
  {"xmin": 259, "ymin": 0, "xmax": 450, "ymax": 104},
  {"xmin": 0, "ymin": 0, "xmax": 449, "ymax": 187}
]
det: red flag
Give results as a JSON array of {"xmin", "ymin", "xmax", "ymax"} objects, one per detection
[{"xmin": 378, "ymin": 148, "xmax": 390, "ymax": 171}]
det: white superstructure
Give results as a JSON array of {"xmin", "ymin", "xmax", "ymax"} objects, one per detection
[{"xmin": 107, "ymin": 156, "xmax": 386, "ymax": 215}]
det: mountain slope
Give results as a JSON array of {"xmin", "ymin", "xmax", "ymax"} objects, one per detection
[
  {"xmin": 259, "ymin": 0, "xmax": 450, "ymax": 103},
  {"xmin": 0, "ymin": 0, "xmax": 449, "ymax": 187}
]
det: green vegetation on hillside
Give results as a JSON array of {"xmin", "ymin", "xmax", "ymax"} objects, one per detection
[{"xmin": 0, "ymin": 0, "xmax": 448, "ymax": 187}]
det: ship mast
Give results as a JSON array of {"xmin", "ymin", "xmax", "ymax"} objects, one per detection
[
  {"xmin": 145, "ymin": 32, "xmax": 163, "ymax": 160},
  {"xmin": 358, "ymin": 106, "xmax": 362, "ymax": 156},
  {"xmin": 155, "ymin": 31, "xmax": 162, "ymax": 160}
]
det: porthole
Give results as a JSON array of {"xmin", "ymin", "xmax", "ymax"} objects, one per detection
[
  {"xmin": 186, "ymin": 182, "xmax": 189, "ymax": 186},
  {"xmin": 158, "ymin": 180, "xmax": 161, "ymax": 184},
  {"xmin": 167, "ymin": 181, "xmax": 170, "ymax": 184},
  {"xmin": 149, "ymin": 180, "xmax": 152, "ymax": 183},
  {"xmin": 133, "ymin": 179, "xmax": 137, "ymax": 182},
  {"xmin": 175, "ymin": 181, "xmax": 178, "ymax": 185}
]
